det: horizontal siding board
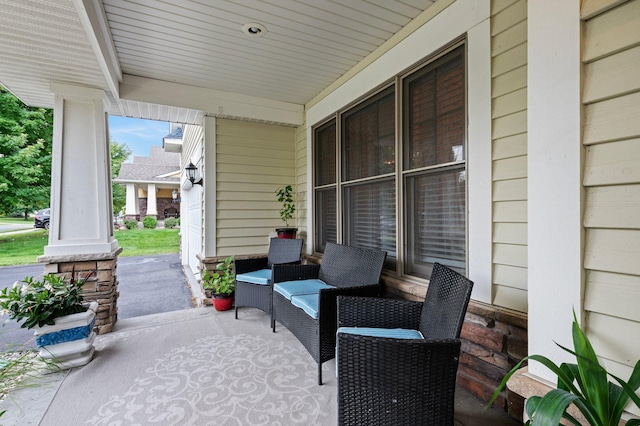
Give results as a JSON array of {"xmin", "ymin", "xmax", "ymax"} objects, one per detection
[
  {"xmin": 493, "ymin": 200, "xmax": 527, "ymax": 222},
  {"xmin": 493, "ymin": 178, "xmax": 527, "ymax": 201},
  {"xmin": 584, "ymin": 229, "xmax": 640, "ymax": 275},
  {"xmin": 217, "ymin": 141, "xmax": 294, "ymax": 156},
  {"xmin": 582, "ymin": 0, "xmax": 630, "ymax": 20},
  {"xmin": 493, "ymin": 264, "xmax": 528, "ymax": 290},
  {"xmin": 493, "ymin": 243, "xmax": 528, "ymax": 268},
  {"xmin": 217, "ymin": 191, "xmax": 281, "ymax": 202},
  {"xmin": 217, "ymin": 120, "xmax": 295, "ymax": 139},
  {"xmin": 492, "ymin": 42, "xmax": 527, "ymax": 77},
  {"xmin": 493, "ymin": 133, "xmax": 527, "ymax": 160},
  {"xmin": 491, "ymin": 0, "xmax": 527, "ymax": 36},
  {"xmin": 492, "ymin": 285, "xmax": 528, "ymax": 312},
  {"xmin": 584, "ymin": 185, "xmax": 640, "ymax": 228},
  {"xmin": 584, "ymin": 92, "xmax": 640, "ymax": 144},
  {"xmin": 492, "ymin": 0, "xmax": 520, "ymax": 16},
  {"xmin": 493, "ymin": 110, "xmax": 527, "ymax": 140},
  {"xmin": 217, "ymin": 164, "xmax": 294, "ymax": 176},
  {"xmin": 492, "ymin": 65, "xmax": 527, "ymax": 98},
  {"xmin": 217, "ymin": 218, "xmax": 283, "ymax": 229},
  {"xmin": 583, "ymin": 45, "xmax": 640, "ymax": 104},
  {"xmin": 493, "ymin": 155, "xmax": 527, "ymax": 181},
  {"xmin": 492, "ymin": 87, "xmax": 527, "ymax": 119},
  {"xmin": 216, "ymin": 227, "xmax": 277, "ymax": 238},
  {"xmin": 217, "ymin": 182, "xmax": 285, "ymax": 193},
  {"xmin": 492, "ymin": 20, "xmax": 527, "ymax": 57},
  {"xmin": 585, "ymin": 270, "xmax": 640, "ymax": 322},
  {"xmin": 216, "ymin": 173, "xmax": 292, "ymax": 185},
  {"xmin": 494, "ymin": 222, "xmax": 527, "ymax": 245},
  {"xmin": 584, "ymin": 138, "xmax": 640, "ymax": 186},
  {"xmin": 583, "ymin": 0, "xmax": 640, "ymax": 62},
  {"xmin": 217, "ymin": 209, "xmax": 274, "ymax": 219},
  {"xmin": 217, "ymin": 153, "xmax": 293, "ymax": 168},
  {"xmin": 586, "ymin": 312, "xmax": 640, "ymax": 367}
]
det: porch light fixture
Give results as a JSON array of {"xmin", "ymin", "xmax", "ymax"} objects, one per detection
[
  {"xmin": 242, "ymin": 22, "xmax": 267, "ymax": 36},
  {"xmin": 185, "ymin": 162, "xmax": 203, "ymax": 186},
  {"xmin": 172, "ymin": 189, "xmax": 180, "ymax": 202}
]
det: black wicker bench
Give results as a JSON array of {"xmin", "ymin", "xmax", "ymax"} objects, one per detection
[{"xmin": 271, "ymin": 242, "xmax": 386, "ymax": 385}]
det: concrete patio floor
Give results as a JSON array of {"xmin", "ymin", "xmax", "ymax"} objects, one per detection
[{"xmin": 1, "ymin": 307, "xmax": 522, "ymax": 426}]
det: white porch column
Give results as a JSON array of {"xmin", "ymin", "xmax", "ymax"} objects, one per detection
[
  {"xmin": 146, "ymin": 183, "xmax": 157, "ymax": 217},
  {"xmin": 44, "ymin": 83, "xmax": 118, "ymax": 256},
  {"xmin": 125, "ymin": 183, "xmax": 138, "ymax": 217},
  {"xmin": 527, "ymin": 0, "xmax": 583, "ymax": 379}
]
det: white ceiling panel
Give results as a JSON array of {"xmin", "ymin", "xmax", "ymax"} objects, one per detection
[{"xmin": 0, "ymin": 0, "xmax": 436, "ymax": 124}]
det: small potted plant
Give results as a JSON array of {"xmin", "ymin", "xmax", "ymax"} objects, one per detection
[
  {"xmin": 202, "ymin": 255, "xmax": 235, "ymax": 311},
  {"xmin": 0, "ymin": 271, "xmax": 98, "ymax": 369},
  {"xmin": 275, "ymin": 184, "xmax": 297, "ymax": 239}
]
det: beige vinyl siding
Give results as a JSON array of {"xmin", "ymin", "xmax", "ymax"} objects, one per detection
[
  {"xmin": 582, "ymin": 0, "xmax": 640, "ymax": 415},
  {"xmin": 215, "ymin": 119, "xmax": 296, "ymax": 256},
  {"xmin": 490, "ymin": 0, "xmax": 528, "ymax": 312},
  {"xmin": 294, "ymin": 123, "xmax": 307, "ymax": 245}
]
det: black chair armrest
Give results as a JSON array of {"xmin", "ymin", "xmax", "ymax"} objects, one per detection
[
  {"xmin": 235, "ymin": 257, "xmax": 268, "ymax": 274},
  {"xmin": 272, "ymin": 263, "xmax": 321, "ymax": 283},
  {"xmin": 338, "ymin": 296, "xmax": 422, "ymax": 329}
]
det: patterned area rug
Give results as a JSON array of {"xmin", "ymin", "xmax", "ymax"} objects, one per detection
[{"xmin": 40, "ymin": 308, "xmax": 336, "ymax": 426}]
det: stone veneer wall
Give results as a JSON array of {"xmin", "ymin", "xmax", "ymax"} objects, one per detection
[
  {"xmin": 382, "ymin": 274, "xmax": 527, "ymax": 421},
  {"xmin": 139, "ymin": 198, "xmax": 180, "ymax": 219},
  {"xmin": 40, "ymin": 249, "xmax": 121, "ymax": 335}
]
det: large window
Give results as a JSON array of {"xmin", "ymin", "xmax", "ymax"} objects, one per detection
[{"xmin": 313, "ymin": 44, "xmax": 466, "ymax": 279}]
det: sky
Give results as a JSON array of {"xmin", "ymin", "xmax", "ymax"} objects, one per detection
[{"xmin": 108, "ymin": 116, "xmax": 170, "ymax": 161}]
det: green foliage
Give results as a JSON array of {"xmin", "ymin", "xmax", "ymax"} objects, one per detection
[
  {"xmin": 0, "ymin": 272, "xmax": 93, "ymax": 329},
  {"xmin": 110, "ymin": 140, "xmax": 131, "ymax": 215},
  {"xmin": 142, "ymin": 216, "xmax": 157, "ymax": 229},
  {"xmin": 202, "ymin": 256, "xmax": 235, "ymax": 295},
  {"xmin": 0, "ymin": 86, "xmax": 53, "ymax": 216},
  {"xmin": 164, "ymin": 217, "xmax": 178, "ymax": 229},
  {"xmin": 0, "ymin": 347, "xmax": 52, "ymax": 417},
  {"xmin": 275, "ymin": 185, "xmax": 295, "ymax": 227},
  {"xmin": 124, "ymin": 219, "xmax": 138, "ymax": 230},
  {"xmin": 489, "ymin": 312, "xmax": 640, "ymax": 426}
]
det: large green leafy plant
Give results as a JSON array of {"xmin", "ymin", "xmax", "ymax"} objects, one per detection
[
  {"xmin": 202, "ymin": 256, "xmax": 235, "ymax": 296},
  {"xmin": 0, "ymin": 272, "xmax": 91, "ymax": 329},
  {"xmin": 490, "ymin": 312, "xmax": 640, "ymax": 425}
]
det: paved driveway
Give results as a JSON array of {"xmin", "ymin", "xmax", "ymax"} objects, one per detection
[
  {"xmin": 0, "ymin": 221, "xmax": 35, "ymax": 233},
  {"xmin": 0, "ymin": 253, "xmax": 193, "ymax": 352}
]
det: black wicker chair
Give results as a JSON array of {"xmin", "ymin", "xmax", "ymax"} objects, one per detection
[
  {"xmin": 272, "ymin": 242, "xmax": 386, "ymax": 385},
  {"xmin": 336, "ymin": 262, "xmax": 474, "ymax": 426},
  {"xmin": 234, "ymin": 238, "xmax": 303, "ymax": 320}
]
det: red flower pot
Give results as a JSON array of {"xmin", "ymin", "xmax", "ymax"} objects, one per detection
[
  {"xmin": 212, "ymin": 293, "xmax": 234, "ymax": 311},
  {"xmin": 276, "ymin": 228, "xmax": 298, "ymax": 239}
]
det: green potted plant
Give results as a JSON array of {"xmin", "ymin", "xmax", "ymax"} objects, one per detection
[
  {"xmin": 202, "ymin": 256, "xmax": 235, "ymax": 311},
  {"xmin": 489, "ymin": 311, "xmax": 640, "ymax": 425},
  {"xmin": 275, "ymin": 184, "xmax": 297, "ymax": 239},
  {"xmin": 0, "ymin": 271, "xmax": 98, "ymax": 369}
]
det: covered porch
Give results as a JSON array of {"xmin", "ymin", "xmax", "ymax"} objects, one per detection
[{"xmin": 1, "ymin": 0, "xmax": 639, "ymax": 423}]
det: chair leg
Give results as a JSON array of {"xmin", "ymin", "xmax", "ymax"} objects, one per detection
[
  {"xmin": 318, "ymin": 362, "xmax": 323, "ymax": 386},
  {"xmin": 235, "ymin": 306, "xmax": 238, "ymax": 319}
]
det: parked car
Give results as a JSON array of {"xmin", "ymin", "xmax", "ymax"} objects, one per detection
[{"xmin": 34, "ymin": 208, "xmax": 51, "ymax": 230}]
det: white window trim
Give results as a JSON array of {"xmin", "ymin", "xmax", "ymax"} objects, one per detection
[{"xmin": 306, "ymin": 0, "xmax": 492, "ymax": 303}]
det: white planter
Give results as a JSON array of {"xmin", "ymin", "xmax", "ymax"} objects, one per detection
[{"xmin": 32, "ymin": 301, "xmax": 98, "ymax": 370}]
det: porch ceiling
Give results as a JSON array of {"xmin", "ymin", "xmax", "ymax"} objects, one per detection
[{"xmin": 0, "ymin": 0, "xmax": 436, "ymax": 125}]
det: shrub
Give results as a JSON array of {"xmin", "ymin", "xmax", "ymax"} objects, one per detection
[
  {"xmin": 124, "ymin": 219, "xmax": 138, "ymax": 230},
  {"xmin": 164, "ymin": 217, "xmax": 178, "ymax": 229},
  {"xmin": 142, "ymin": 216, "xmax": 157, "ymax": 229}
]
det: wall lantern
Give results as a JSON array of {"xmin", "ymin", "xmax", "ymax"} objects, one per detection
[
  {"xmin": 172, "ymin": 189, "xmax": 180, "ymax": 202},
  {"xmin": 185, "ymin": 162, "xmax": 203, "ymax": 186}
]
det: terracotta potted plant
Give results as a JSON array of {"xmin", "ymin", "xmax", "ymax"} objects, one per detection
[
  {"xmin": 275, "ymin": 184, "xmax": 297, "ymax": 239},
  {"xmin": 202, "ymin": 256, "xmax": 235, "ymax": 311}
]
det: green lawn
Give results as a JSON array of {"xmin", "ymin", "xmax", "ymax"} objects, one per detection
[{"xmin": 0, "ymin": 228, "xmax": 180, "ymax": 266}]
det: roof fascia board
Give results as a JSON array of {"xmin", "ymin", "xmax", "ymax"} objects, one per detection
[
  {"xmin": 113, "ymin": 178, "xmax": 180, "ymax": 184},
  {"xmin": 72, "ymin": 0, "xmax": 122, "ymax": 99},
  {"xmin": 119, "ymin": 74, "xmax": 304, "ymax": 126}
]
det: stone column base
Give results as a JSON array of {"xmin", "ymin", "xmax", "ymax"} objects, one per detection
[{"xmin": 38, "ymin": 248, "xmax": 122, "ymax": 334}]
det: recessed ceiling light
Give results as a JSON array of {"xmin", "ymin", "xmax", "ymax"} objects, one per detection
[{"xmin": 242, "ymin": 22, "xmax": 267, "ymax": 36}]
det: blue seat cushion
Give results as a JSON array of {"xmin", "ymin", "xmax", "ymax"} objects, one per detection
[
  {"xmin": 337, "ymin": 327, "xmax": 424, "ymax": 340},
  {"xmin": 290, "ymin": 294, "xmax": 320, "ymax": 319},
  {"xmin": 236, "ymin": 269, "xmax": 272, "ymax": 285},
  {"xmin": 273, "ymin": 279, "xmax": 334, "ymax": 300}
]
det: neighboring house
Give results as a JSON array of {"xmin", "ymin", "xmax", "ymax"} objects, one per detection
[
  {"xmin": 1, "ymin": 0, "xmax": 638, "ymax": 420},
  {"xmin": 114, "ymin": 144, "xmax": 181, "ymax": 220}
]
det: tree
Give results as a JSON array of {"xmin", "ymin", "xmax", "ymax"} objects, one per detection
[
  {"xmin": 0, "ymin": 86, "xmax": 53, "ymax": 218},
  {"xmin": 110, "ymin": 140, "xmax": 131, "ymax": 215}
]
